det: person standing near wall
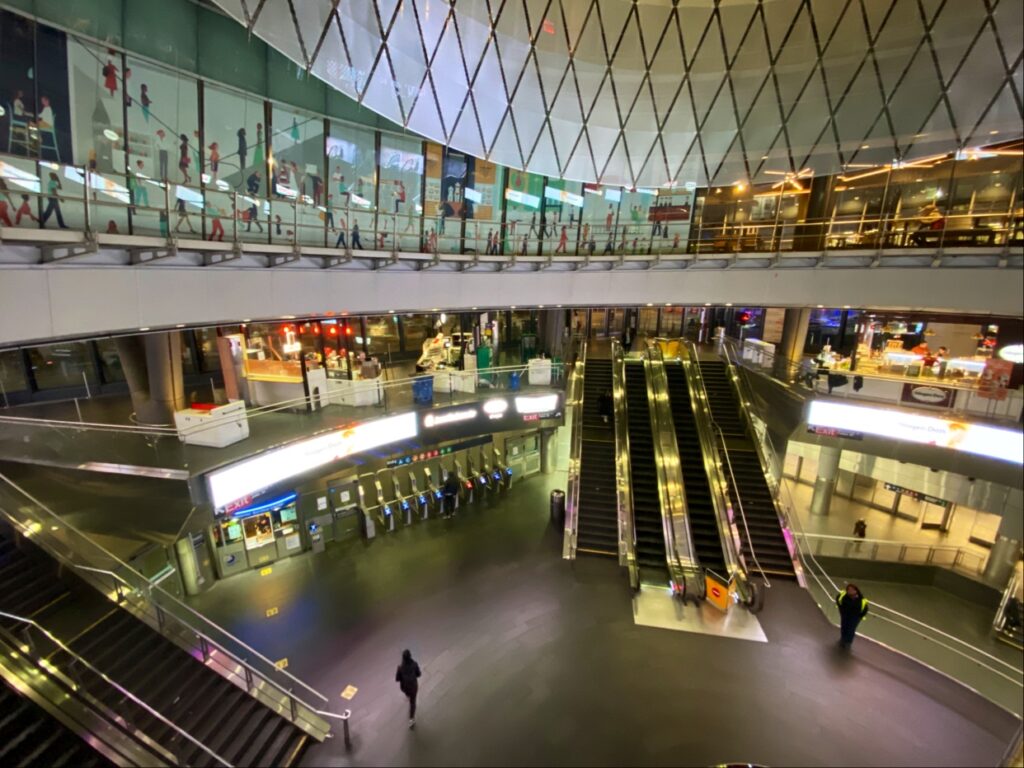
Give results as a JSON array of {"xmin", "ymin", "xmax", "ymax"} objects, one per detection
[{"xmin": 836, "ymin": 583, "xmax": 869, "ymax": 649}]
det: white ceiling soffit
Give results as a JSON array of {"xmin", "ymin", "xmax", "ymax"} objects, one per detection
[{"xmin": 215, "ymin": 0, "xmax": 1023, "ymax": 187}]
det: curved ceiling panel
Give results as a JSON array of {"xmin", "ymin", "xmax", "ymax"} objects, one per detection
[{"xmin": 214, "ymin": 0, "xmax": 1023, "ymax": 187}]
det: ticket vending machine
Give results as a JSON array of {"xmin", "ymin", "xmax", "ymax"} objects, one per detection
[
  {"xmin": 408, "ymin": 471, "xmax": 430, "ymax": 520},
  {"xmin": 330, "ymin": 476, "xmax": 365, "ymax": 543}
]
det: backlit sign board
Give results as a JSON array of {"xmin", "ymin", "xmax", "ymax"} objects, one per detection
[
  {"xmin": 504, "ymin": 188, "xmax": 540, "ymax": 208},
  {"xmin": 208, "ymin": 412, "xmax": 418, "ymax": 510},
  {"xmin": 806, "ymin": 400, "xmax": 1022, "ymax": 465},
  {"xmin": 544, "ymin": 186, "xmax": 583, "ymax": 207}
]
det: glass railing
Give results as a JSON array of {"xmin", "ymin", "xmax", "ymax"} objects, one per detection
[
  {"xmin": 3, "ymin": 153, "xmax": 1019, "ymax": 257},
  {"xmin": 792, "ymin": 531, "xmax": 988, "ymax": 578},
  {"xmin": 562, "ymin": 340, "xmax": 586, "ymax": 560},
  {"xmin": 722, "ymin": 337, "xmax": 1024, "ymax": 425},
  {"xmin": 0, "ymin": 472, "xmax": 333, "ymax": 741},
  {"xmin": 611, "ymin": 341, "xmax": 639, "ymax": 589},
  {"xmin": 0, "ymin": 361, "xmax": 568, "ymax": 472}
]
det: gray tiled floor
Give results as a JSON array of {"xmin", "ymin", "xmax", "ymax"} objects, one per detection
[{"xmin": 184, "ymin": 472, "xmax": 1018, "ymax": 767}]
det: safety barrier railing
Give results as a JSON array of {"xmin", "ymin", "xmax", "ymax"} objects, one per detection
[
  {"xmin": 644, "ymin": 342, "xmax": 701, "ymax": 598},
  {"xmin": 678, "ymin": 340, "xmax": 754, "ymax": 604},
  {"xmin": 0, "ymin": 473, "xmax": 333, "ymax": 741},
  {"xmin": 721, "ymin": 337, "xmax": 1023, "ymax": 424},
  {"xmin": 562, "ymin": 340, "xmax": 586, "ymax": 560},
  {"xmin": 0, "ymin": 610, "xmax": 229, "ymax": 766},
  {"xmin": 792, "ymin": 532, "xmax": 989, "ymax": 577},
  {"xmin": 776, "ymin": 468, "xmax": 1023, "ymax": 717},
  {"xmin": 3, "ymin": 153, "xmax": 1020, "ymax": 259},
  {"xmin": 0, "ymin": 361, "xmax": 567, "ymax": 471},
  {"xmin": 611, "ymin": 341, "xmax": 639, "ymax": 590}
]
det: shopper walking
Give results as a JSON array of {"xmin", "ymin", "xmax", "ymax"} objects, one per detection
[
  {"xmin": 442, "ymin": 470, "xmax": 460, "ymax": 518},
  {"xmin": 395, "ymin": 649, "xmax": 422, "ymax": 729},
  {"xmin": 351, "ymin": 221, "xmax": 363, "ymax": 250},
  {"xmin": 174, "ymin": 197, "xmax": 195, "ymax": 234},
  {"xmin": 836, "ymin": 583, "xmax": 869, "ymax": 649},
  {"xmin": 237, "ymin": 127, "xmax": 248, "ymax": 173},
  {"xmin": 40, "ymin": 172, "xmax": 67, "ymax": 229}
]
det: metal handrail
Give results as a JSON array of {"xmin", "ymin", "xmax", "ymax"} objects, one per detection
[
  {"xmin": 562, "ymin": 339, "xmax": 586, "ymax": 559},
  {"xmin": 792, "ymin": 531, "xmax": 987, "ymax": 572},
  {"xmin": 644, "ymin": 343, "xmax": 700, "ymax": 596},
  {"xmin": 0, "ymin": 609, "xmax": 232, "ymax": 766},
  {"xmin": 679, "ymin": 341, "xmax": 748, "ymax": 591},
  {"xmin": 611, "ymin": 341, "xmax": 639, "ymax": 589},
  {"xmin": 777, "ymin": 476, "xmax": 1023, "ymax": 684},
  {"xmin": 709, "ymin": 418, "xmax": 770, "ymax": 588},
  {"xmin": 0, "ymin": 475, "xmax": 329, "ymax": 713}
]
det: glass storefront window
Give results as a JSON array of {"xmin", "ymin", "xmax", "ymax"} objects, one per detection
[
  {"xmin": 649, "ymin": 188, "xmax": 694, "ymax": 254},
  {"xmin": 580, "ymin": 184, "xmax": 622, "ymax": 256},
  {"xmin": 402, "ymin": 314, "xmax": 435, "ymax": 354},
  {"xmin": 327, "ymin": 121, "xmax": 376, "ymax": 251},
  {"xmin": 27, "ymin": 341, "xmax": 97, "ymax": 390},
  {"xmin": 205, "ymin": 83, "xmax": 267, "ymax": 243},
  {"xmin": 196, "ymin": 327, "xmax": 220, "ymax": 373},
  {"xmin": 540, "ymin": 179, "xmax": 583, "ymax": 255},
  {"xmin": 365, "ymin": 315, "xmax": 400, "ymax": 357},
  {"xmin": 827, "ymin": 171, "xmax": 888, "ymax": 249},
  {"xmin": 270, "ymin": 105, "xmax": 325, "ymax": 246},
  {"xmin": 124, "ymin": 56, "xmax": 198, "ymax": 236},
  {"xmin": 947, "ymin": 152, "xmax": 1023, "ymax": 246},
  {"xmin": 242, "ymin": 322, "xmax": 304, "ymax": 381},
  {"xmin": 618, "ymin": 187, "xmax": 658, "ymax": 254},
  {"xmin": 660, "ymin": 306, "xmax": 683, "ymax": 336},
  {"xmin": 94, "ymin": 338, "xmax": 126, "ymax": 382},
  {"xmin": 884, "ymin": 158, "xmax": 955, "ymax": 247},
  {"xmin": 503, "ymin": 170, "xmax": 544, "ymax": 255},
  {"xmin": 0, "ymin": 349, "xmax": 28, "ymax": 397},
  {"xmin": 378, "ymin": 135, "xmax": 423, "ymax": 252}
]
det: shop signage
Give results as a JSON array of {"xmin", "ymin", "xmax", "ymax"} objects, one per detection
[
  {"xmin": 387, "ymin": 435, "xmax": 492, "ymax": 468},
  {"xmin": 418, "ymin": 392, "xmax": 564, "ymax": 442},
  {"xmin": 807, "ymin": 424, "xmax": 864, "ymax": 440},
  {"xmin": 423, "ymin": 408, "xmax": 478, "ymax": 427},
  {"xmin": 900, "ymin": 383, "xmax": 957, "ymax": 409},
  {"xmin": 515, "ymin": 394, "xmax": 560, "ymax": 415},
  {"xmin": 978, "ymin": 358, "xmax": 1013, "ymax": 401},
  {"xmin": 883, "ymin": 483, "xmax": 951, "ymax": 508},
  {"xmin": 998, "ymin": 344, "xmax": 1023, "ymax": 364},
  {"xmin": 806, "ymin": 400, "xmax": 1023, "ymax": 465},
  {"xmin": 208, "ymin": 412, "xmax": 418, "ymax": 510},
  {"xmin": 761, "ymin": 308, "xmax": 786, "ymax": 344}
]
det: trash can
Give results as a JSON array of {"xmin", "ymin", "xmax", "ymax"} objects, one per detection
[
  {"xmin": 550, "ymin": 489, "xmax": 565, "ymax": 527},
  {"xmin": 412, "ymin": 375, "xmax": 434, "ymax": 405},
  {"xmin": 509, "ymin": 371, "xmax": 521, "ymax": 392}
]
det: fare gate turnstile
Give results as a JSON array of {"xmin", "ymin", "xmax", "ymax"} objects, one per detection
[{"xmin": 408, "ymin": 471, "xmax": 431, "ymax": 520}]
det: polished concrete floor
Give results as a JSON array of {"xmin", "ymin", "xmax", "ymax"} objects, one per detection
[{"xmin": 185, "ymin": 472, "xmax": 1019, "ymax": 767}]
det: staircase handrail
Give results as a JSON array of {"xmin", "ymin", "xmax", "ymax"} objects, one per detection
[
  {"xmin": 563, "ymin": 338, "xmax": 587, "ymax": 559},
  {"xmin": 644, "ymin": 342, "xmax": 701, "ymax": 596},
  {"xmin": 0, "ymin": 609, "xmax": 232, "ymax": 766},
  {"xmin": 0, "ymin": 475, "xmax": 330, "ymax": 734},
  {"xmin": 612, "ymin": 341, "xmax": 640, "ymax": 589}
]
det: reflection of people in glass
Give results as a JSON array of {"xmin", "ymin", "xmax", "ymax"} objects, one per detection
[
  {"xmin": 102, "ymin": 57, "xmax": 118, "ymax": 97},
  {"xmin": 246, "ymin": 170, "xmax": 261, "ymax": 195},
  {"xmin": 207, "ymin": 202, "xmax": 225, "ymax": 241},
  {"xmin": 131, "ymin": 160, "xmax": 149, "ymax": 208},
  {"xmin": 140, "ymin": 84, "xmax": 151, "ymax": 122},
  {"xmin": 335, "ymin": 216, "xmax": 348, "ymax": 248},
  {"xmin": 253, "ymin": 124, "xmax": 264, "ymax": 167},
  {"xmin": 178, "ymin": 134, "xmax": 191, "ymax": 184},
  {"xmin": 0, "ymin": 180, "xmax": 13, "ymax": 227},
  {"xmin": 246, "ymin": 202, "xmax": 263, "ymax": 232},
  {"xmin": 555, "ymin": 225, "xmax": 568, "ymax": 254},
  {"xmin": 943, "ymin": 422, "xmax": 968, "ymax": 450},
  {"xmin": 13, "ymin": 90, "xmax": 26, "ymax": 117},
  {"xmin": 351, "ymin": 221, "xmax": 363, "ymax": 249},
  {"xmin": 174, "ymin": 197, "xmax": 195, "ymax": 233},
  {"xmin": 208, "ymin": 142, "xmax": 220, "ymax": 180},
  {"xmin": 36, "ymin": 96, "xmax": 54, "ymax": 129},
  {"xmin": 237, "ymin": 127, "xmax": 248, "ymax": 173},
  {"xmin": 16, "ymin": 194, "xmax": 38, "ymax": 226},
  {"xmin": 156, "ymin": 129, "xmax": 169, "ymax": 181}
]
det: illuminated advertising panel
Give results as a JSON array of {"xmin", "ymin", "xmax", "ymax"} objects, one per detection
[
  {"xmin": 806, "ymin": 400, "xmax": 1023, "ymax": 465},
  {"xmin": 208, "ymin": 412, "xmax": 418, "ymax": 510}
]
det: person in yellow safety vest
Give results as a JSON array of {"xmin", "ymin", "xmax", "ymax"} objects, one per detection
[{"xmin": 836, "ymin": 583, "xmax": 869, "ymax": 649}]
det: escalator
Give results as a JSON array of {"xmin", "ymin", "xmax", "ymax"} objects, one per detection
[
  {"xmin": 0, "ymin": 525, "xmax": 312, "ymax": 766},
  {"xmin": 699, "ymin": 359, "xmax": 795, "ymax": 577},
  {"xmin": 623, "ymin": 361, "xmax": 668, "ymax": 577},
  {"xmin": 576, "ymin": 358, "xmax": 618, "ymax": 556},
  {"xmin": 664, "ymin": 362, "xmax": 727, "ymax": 576}
]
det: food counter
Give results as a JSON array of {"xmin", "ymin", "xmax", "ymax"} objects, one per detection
[{"xmin": 173, "ymin": 401, "xmax": 249, "ymax": 447}]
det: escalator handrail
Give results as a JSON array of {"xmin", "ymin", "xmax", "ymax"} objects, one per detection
[
  {"xmin": 612, "ymin": 341, "xmax": 640, "ymax": 589},
  {"xmin": 708, "ymin": 417, "xmax": 771, "ymax": 589},
  {"xmin": 719, "ymin": 340, "xmax": 804, "ymax": 577},
  {"xmin": 562, "ymin": 338, "xmax": 587, "ymax": 559},
  {"xmin": 0, "ymin": 609, "xmax": 233, "ymax": 767},
  {"xmin": 679, "ymin": 340, "xmax": 748, "ymax": 588},
  {"xmin": 644, "ymin": 343, "xmax": 700, "ymax": 590}
]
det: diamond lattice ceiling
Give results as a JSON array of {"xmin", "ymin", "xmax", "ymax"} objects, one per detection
[{"xmin": 213, "ymin": 0, "xmax": 1023, "ymax": 187}]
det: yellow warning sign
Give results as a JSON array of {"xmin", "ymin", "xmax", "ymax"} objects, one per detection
[
  {"xmin": 265, "ymin": 607, "xmax": 279, "ymax": 618},
  {"xmin": 274, "ymin": 658, "xmax": 289, "ymax": 670},
  {"xmin": 705, "ymin": 573, "xmax": 731, "ymax": 612},
  {"xmin": 340, "ymin": 685, "xmax": 358, "ymax": 700},
  {"xmin": 260, "ymin": 567, "xmax": 273, "ymax": 576}
]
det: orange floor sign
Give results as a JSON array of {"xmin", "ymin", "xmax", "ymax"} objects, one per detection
[{"xmin": 705, "ymin": 573, "xmax": 731, "ymax": 612}]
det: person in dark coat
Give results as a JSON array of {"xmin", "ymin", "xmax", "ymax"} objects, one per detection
[
  {"xmin": 395, "ymin": 649, "xmax": 422, "ymax": 728},
  {"xmin": 836, "ymin": 583, "xmax": 869, "ymax": 648},
  {"xmin": 442, "ymin": 470, "xmax": 460, "ymax": 518}
]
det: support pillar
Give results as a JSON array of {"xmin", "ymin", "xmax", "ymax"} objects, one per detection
[
  {"xmin": 539, "ymin": 428, "xmax": 558, "ymax": 474},
  {"xmin": 984, "ymin": 510, "xmax": 1023, "ymax": 586},
  {"xmin": 809, "ymin": 446, "xmax": 841, "ymax": 516},
  {"xmin": 777, "ymin": 307, "xmax": 812, "ymax": 381},
  {"xmin": 115, "ymin": 332, "xmax": 186, "ymax": 425}
]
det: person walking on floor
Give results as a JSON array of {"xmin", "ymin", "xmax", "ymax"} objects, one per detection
[
  {"xmin": 395, "ymin": 649, "xmax": 422, "ymax": 729},
  {"xmin": 442, "ymin": 470, "xmax": 460, "ymax": 518},
  {"xmin": 351, "ymin": 221, "xmax": 363, "ymax": 250},
  {"xmin": 40, "ymin": 172, "xmax": 67, "ymax": 229},
  {"xmin": 836, "ymin": 583, "xmax": 868, "ymax": 649}
]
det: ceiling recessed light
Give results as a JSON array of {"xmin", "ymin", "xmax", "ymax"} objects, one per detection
[
  {"xmin": 843, "ymin": 305, "xmax": 851, "ymax": 309},
  {"xmin": 281, "ymin": 314, "xmax": 296, "ymax": 319},
  {"xmin": 139, "ymin": 327, "xmax": 150, "ymax": 331},
  {"xmin": 103, "ymin": 128, "xmax": 119, "ymax": 141},
  {"xmin": 175, "ymin": 323, "xmax": 185, "ymax": 328},
  {"xmin": 538, "ymin": 304, "xmax": 545, "ymax": 308},
  {"xmin": 860, "ymin": 144, "xmax": 870, "ymax": 149},
  {"xmin": 388, "ymin": 309, "xmax": 394, "ymax": 314},
  {"xmin": 242, "ymin": 319, "xmax": 251, "ymax": 322},
  {"xmin": 471, "ymin": 306, "xmax": 478, "ymax": 310},
  {"xmin": 817, "ymin": 304, "xmax": 824, "ymax": 308},
  {"xmin": 665, "ymin": 302, "xmax": 672, "ymax": 307},
  {"xmin": 646, "ymin": 302, "xmax": 653, "ymax": 307},
  {"xmin": 510, "ymin": 305, "xmax": 517, "ymax": 309},
  {"xmin": 989, "ymin": 130, "xmax": 999, "ymax": 135}
]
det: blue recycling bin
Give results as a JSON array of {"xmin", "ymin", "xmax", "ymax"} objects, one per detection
[
  {"xmin": 508, "ymin": 371, "xmax": 521, "ymax": 392},
  {"xmin": 412, "ymin": 375, "xmax": 434, "ymax": 405}
]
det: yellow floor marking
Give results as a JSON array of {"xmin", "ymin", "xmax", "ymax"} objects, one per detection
[
  {"xmin": 265, "ymin": 607, "xmax": 279, "ymax": 617},
  {"xmin": 341, "ymin": 685, "xmax": 358, "ymax": 700},
  {"xmin": 275, "ymin": 658, "xmax": 289, "ymax": 670},
  {"xmin": 260, "ymin": 567, "xmax": 273, "ymax": 576}
]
